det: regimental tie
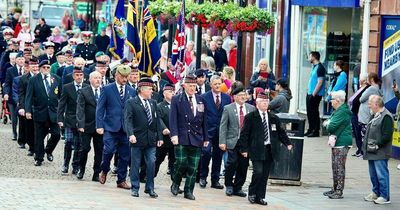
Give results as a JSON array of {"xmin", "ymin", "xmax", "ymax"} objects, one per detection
[
  {"xmin": 239, "ymin": 105, "xmax": 244, "ymax": 129},
  {"xmin": 44, "ymin": 75, "xmax": 51, "ymax": 95},
  {"xmin": 144, "ymin": 99, "xmax": 152, "ymax": 125},
  {"xmin": 119, "ymin": 85, "xmax": 124, "ymax": 101},
  {"xmin": 76, "ymin": 84, "xmax": 81, "ymax": 92},
  {"xmin": 215, "ymin": 95, "xmax": 220, "ymax": 109},
  {"xmin": 189, "ymin": 96, "xmax": 194, "ymax": 114},
  {"xmin": 262, "ymin": 112, "xmax": 270, "ymax": 145},
  {"xmin": 94, "ymin": 88, "xmax": 99, "ymax": 102}
]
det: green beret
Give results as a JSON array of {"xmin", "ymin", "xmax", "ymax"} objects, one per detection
[{"xmin": 116, "ymin": 64, "xmax": 131, "ymax": 77}]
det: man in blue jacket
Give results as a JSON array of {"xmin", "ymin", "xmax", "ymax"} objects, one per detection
[{"xmin": 96, "ymin": 64, "xmax": 136, "ymax": 190}]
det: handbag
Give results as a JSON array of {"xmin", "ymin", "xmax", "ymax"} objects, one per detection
[{"xmin": 327, "ymin": 121, "xmax": 346, "ymax": 148}]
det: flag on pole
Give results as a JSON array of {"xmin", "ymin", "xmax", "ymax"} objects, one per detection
[
  {"xmin": 171, "ymin": 0, "xmax": 186, "ymax": 79},
  {"xmin": 109, "ymin": 0, "xmax": 126, "ymax": 60},
  {"xmin": 138, "ymin": 0, "xmax": 161, "ymax": 76},
  {"xmin": 126, "ymin": 0, "xmax": 142, "ymax": 62}
]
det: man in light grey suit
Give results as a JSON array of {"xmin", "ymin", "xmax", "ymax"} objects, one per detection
[{"xmin": 219, "ymin": 82, "xmax": 255, "ymax": 197}]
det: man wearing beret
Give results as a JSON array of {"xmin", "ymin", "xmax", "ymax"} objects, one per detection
[
  {"xmin": 219, "ymin": 82, "xmax": 255, "ymax": 197},
  {"xmin": 76, "ymin": 31, "xmax": 97, "ymax": 66},
  {"xmin": 96, "ymin": 64, "xmax": 136, "ymax": 190},
  {"xmin": 237, "ymin": 92, "xmax": 293, "ymax": 205},
  {"xmin": 50, "ymin": 51, "xmax": 66, "ymax": 74},
  {"xmin": 124, "ymin": 78, "xmax": 163, "ymax": 198},
  {"xmin": 25, "ymin": 60, "xmax": 62, "ymax": 166},
  {"xmin": 195, "ymin": 69, "xmax": 210, "ymax": 95},
  {"xmin": 57, "ymin": 68, "xmax": 88, "ymax": 175},
  {"xmin": 169, "ymin": 75, "xmax": 209, "ymax": 200},
  {"xmin": 39, "ymin": 42, "xmax": 56, "ymax": 64}
]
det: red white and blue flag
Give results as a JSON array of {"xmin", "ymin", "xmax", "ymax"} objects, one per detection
[{"xmin": 171, "ymin": 0, "xmax": 186, "ymax": 80}]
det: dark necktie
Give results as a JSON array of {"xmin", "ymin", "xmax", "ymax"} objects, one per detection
[
  {"xmin": 44, "ymin": 75, "xmax": 51, "ymax": 95},
  {"xmin": 94, "ymin": 88, "xmax": 99, "ymax": 101},
  {"xmin": 144, "ymin": 99, "xmax": 152, "ymax": 125},
  {"xmin": 76, "ymin": 84, "xmax": 81, "ymax": 91},
  {"xmin": 262, "ymin": 112, "xmax": 270, "ymax": 145},
  {"xmin": 119, "ymin": 85, "xmax": 124, "ymax": 101},
  {"xmin": 215, "ymin": 95, "xmax": 220, "ymax": 109},
  {"xmin": 239, "ymin": 105, "xmax": 244, "ymax": 129},
  {"xmin": 18, "ymin": 67, "xmax": 21, "ymax": 76},
  {"xmin": 198, "ymin": 86, "xmax": 202, "ymax": 94},
  {"xmin": 189, "ymin": 96, "xmax": 194, "ymax": 114},
  {"xmin": 132, "ymin": 83, "xmax": 136, "ymax": 89}
]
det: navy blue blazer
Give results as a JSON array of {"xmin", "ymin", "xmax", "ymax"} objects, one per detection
[
  {"xmin": 201, "ymin": 91, "xmax": 231, "ymax": 140},
  {"xmin": 96, "ymin": 82, "xmax": 136, "ymax": 132},
  {"xmin": 169, "ymin": 93, "xmax": 208, "ymax": 147}
]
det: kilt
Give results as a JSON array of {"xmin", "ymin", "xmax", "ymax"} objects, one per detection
[{"xmin": 173, "ymin": 145, "xmax": 201, "ymax": 193}]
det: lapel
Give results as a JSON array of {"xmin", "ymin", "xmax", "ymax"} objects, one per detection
[
  {"xmin": 134, "ymin": 96, "xmax": 147, "ymax": 113},
  {"xmin": 232, "ymin": 104, "xmax": 240, "ymax": 128},
  {"xmin": 180, "ymin": 93, "xmax": 194, "ymax": 119},
  {"xmin": 112, "ymin": 83, "xmax": 122, "ymax": 105},
  {"xmin": 37, "ymin": 73, "xmax": 47, "ymax": 95}
]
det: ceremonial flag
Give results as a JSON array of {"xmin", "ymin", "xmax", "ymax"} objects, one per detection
[
  {"xmin": 126, "ymin": 0, "xmax": 142, "ymax": 62},
  {"xmin": 109, "ymin": 0, "xmax": 126, "ymax": 60},
  {"xmin": 171, "ymin": 0, "xmax": 186, "ymax": 79},
  {"xmin": 139, "ymin": 0, "xmax": 161, "ymax": 76}
]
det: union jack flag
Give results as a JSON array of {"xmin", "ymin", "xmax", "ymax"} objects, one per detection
[{"xmin": 171, "ymin": 0, "xmax": 186, "ymax": 80}]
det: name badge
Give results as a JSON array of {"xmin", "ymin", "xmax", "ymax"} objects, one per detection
[
  {"xmin": 271, "ymin": 124, "xmax": 277, "ymax": 131},
  {"xmin": 197, "ymin": 104, "xmax": 204, "ymax": 112}
]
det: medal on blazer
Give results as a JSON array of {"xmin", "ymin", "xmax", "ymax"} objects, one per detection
[
  {"xmin": 197, "ymin": 103, "xmax": 204, "ymax": 112},
  {"xmin": 54, "ymin": 87, "xmax": 59, "ymax": 95}
]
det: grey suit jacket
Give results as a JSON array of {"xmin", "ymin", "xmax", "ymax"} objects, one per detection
[{"xmin": 219, "ymin": 102, "xmax": 256, "ymax": 149}]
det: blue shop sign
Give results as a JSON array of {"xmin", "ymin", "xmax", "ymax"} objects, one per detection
[{"xmin": 292, "ymin": 0, "xmax": 360, "ymax": 8}]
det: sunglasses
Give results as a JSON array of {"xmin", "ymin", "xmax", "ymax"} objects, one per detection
[{"xmin": 41, "ymin": 66, "xmax": 51, "ymax": 69}]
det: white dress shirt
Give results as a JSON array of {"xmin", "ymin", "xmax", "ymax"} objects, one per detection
[
  {"xmin": 186, "ymin": 93, "xmax": 197, "ymax": 116},
  {"xmin": 259, "ymin": 110, "xmax": 270, "ymax": 145}
]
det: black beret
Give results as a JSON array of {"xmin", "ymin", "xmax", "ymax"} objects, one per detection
[
  {"xmin": 231, "ymin": 86, "xmax": 245, "ymax": 96},
  {"xmin": 39, "ymin": 60, "xmax": 51, "ymax": 67},
  {"xmin": 195, "ymin": 69, "xmax": 206, "ymax": 77},
  {"xmin": 16, "ymin": 51, "xmax": 24, "ymax": 58}
]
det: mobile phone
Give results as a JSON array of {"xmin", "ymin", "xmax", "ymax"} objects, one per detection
[{"xmin": 394, "ymin": 79, "xmax": 397, "ymax": 88}]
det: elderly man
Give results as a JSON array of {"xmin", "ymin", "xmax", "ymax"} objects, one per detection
[
  {"xmin": 96, "ymin": 65, "xmax": 136, "ymax": 189},
  {"xmin": 38, "ymin": 42, "xmax": 56, "ymax": 64},
  {"xmin": 25, "ymin": 60, "xmax": 62, "ymax": 166},
  {"xmin": 363, "ymin": 95, "xmax": 393, "ymax": 205},
  {"xmin": 237, "ymin": 92, "xmax": 292, "ymax": 205},
  {"xmin": 169, "ymin": 75, "xmax": 209, "ymax": 200}
]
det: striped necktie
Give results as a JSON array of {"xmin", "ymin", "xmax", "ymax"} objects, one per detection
[
  {"xmin": 144, "ymin": 99, "xmax": 152, "ymax": 125},
  {"xmin": 262, "ymin": 112, "xmax": 270, "ymax": 145}
]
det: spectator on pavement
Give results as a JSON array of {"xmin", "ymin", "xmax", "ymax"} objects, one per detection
[
  {"xmin": 250, "ymin": 58, "xmax": 276, "ymax": 90},
  {"xmin": 34, "ymin": 18, "xmax": 51, "ymax": 43},
  {"xmin": 268, "ymin": 78, "xmax": 292, "ymax": 114},
  {"xmin": 325, "ymin": 60, "xmax": 348, "ymax": 102}
]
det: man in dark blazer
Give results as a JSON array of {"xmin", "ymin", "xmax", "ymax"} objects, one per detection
[
  {"xmin": 237, "ymin": 92, "xmax": 293, "ymax": 205},
  {"xmin": 199, "ymin": 75, "xmax": 231, "ymax": 189},
  {"xmin": 38, "ymin": 42, "xmax": 57, "ymax": 64},
  {"xmin": 207, "ymin": 41, "xmax": 228, "ymax": 72},
  {"xmin": 219, "ymin": 83, "xmax": 256, "ymax": 197},
  {"xmin": 18, "ymin": 57, "xmax": 40, "ymax": 156},
  {"xmin": 57, "ymin": 68, "xmax": 88, "ymax": 174},
  {"xmin": 195, "ymin": 69, "xmax": 211, "ymax": 95},
  {"xmin": 169, "ymin": 75, "xmax": 209, "ymax": 200},
  {"xmin": 25, "ymin": 60, "xmax": 62, "ymax": 166},
  {"xmin": 3, "ymin": 51, "xmax": 25, "ymax": 140},
  {"xmin": 96, "ymin": 65, "xmax": 136, "ymax": 190},
  {"xmin": 155, "ymin": 84, "xmax": 175, "ymax": 179},
  {"xmin": 76, "ymin": 71, "xmax": 103, "ymax": 181},
  {"xmin": 124, "ymin": 78, "xmax": 163, "ymax": 198}
]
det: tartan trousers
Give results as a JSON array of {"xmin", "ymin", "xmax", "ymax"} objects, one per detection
[{"xmin": 173, "ymin": 145, "xmax": 201, "ymax": 193}]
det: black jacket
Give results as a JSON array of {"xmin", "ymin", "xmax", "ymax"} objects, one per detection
[
  {"xmin": 157, "ymin": 100, "xmax": 172, "ymax": 148},
  {"xmin": 76, "ymin": 85, "xmax": 98, "ymax": 133},
  {"xmin": 18, "ymin": 73, "xmax": 33, "ymax": 109},
  {"xmin": 237, "ymin": 111, "xmax": 291, "ymax": 161},
  {"xmin": 57, "ymin": 82, "xmax": 88, "ymax": 128},
  {"xmin": 25, "ymin": 73, "xmax": 62, "ymax": 123},
  {"xmin": 207, "ymin": 48, "xmax": 228, "ymax": 72},
  {"xmin": 38, "ymin": 54, "xmax": 57, "ymax": 65},
  {"xmin": 4, "ymin": 66, "xmax": 20, "ymax": 100},
  {"xmin": 34, "ymin": 23, "xmax": 51, "ymax": 43},
  {"xmin": 124, "ymin": 96, "xmax": 162, "ymax": 147}
]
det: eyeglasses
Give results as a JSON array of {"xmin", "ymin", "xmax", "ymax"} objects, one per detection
[{"xmin": 41, "ymin": 66, "xmax": 51, "ymax": 69}]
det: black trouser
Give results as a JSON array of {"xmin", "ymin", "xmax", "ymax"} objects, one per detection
[
  {"xmin": 78, "ymin": 131, "xmax": 103, "ymax": 175},
  {"xmin": 7, "ymin": 102, "xmax": 18, "ymax": 139},
  {"xmin": 17, "ymin": 115, "xmax": 26, "ymax": 145},
  {"xmin": 249, "ymin": 145, "xmax": 272, "ymax": 200},
  {"xmin": 225, "ymin": 147, "xmax": 249, "ymax": 191},
  {"xmin": 33, "ymin": 120, "xmax": 60, "ymax": 162},
  {"xmin": 25, "ymin": 118, "xmax": 35, "ymax": 152},
  {"xmin": 155, "ymin": 146, "xmax": 175, "ymax": 178},
  {"xmin": 306, "ymin": 94, "xmax": 322, "ymax": 133}
]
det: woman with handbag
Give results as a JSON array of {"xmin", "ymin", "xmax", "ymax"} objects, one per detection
[
  {"xmin": 322, "ymin": 90, "xmax": 352, "ymax": 199},
  {"xmin": 362, "ymin": 95, "xmax": 393, "ymax": 205}
]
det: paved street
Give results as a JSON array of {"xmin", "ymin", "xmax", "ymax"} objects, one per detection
[{"xmin": 0, "ymin": 122, "xmax": 399, "ymax": 209}]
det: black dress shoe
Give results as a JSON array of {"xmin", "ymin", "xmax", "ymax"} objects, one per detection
[
  {"xmin": 178, "ymin": 188, "xmax": 184, "ymax": 194},
  {"xmin": 131, "ymin": 191, "xmax": 139, "ymax": 197},
  {"xmin": 145, "ymin": 190, "xmax": 158, "ymax": 198},
  {"xmin": 72, "ymin": 168, "xmax": 79, "ymax": 175},
  {"xmin": 18, "ymin": 144, "xmax": 25, "ymax": 149},
  {"xmin": 76, "ymin": 171, "xmax": 84, "ymax": 180},
  {"xmin": 184, "ymin": 192, "xmax": 196, "ymax": 200},
  {"xmin": 307, "ymin": 132, "xmax": 319, "ymax": 137},
  {"xmin": 34, "ymin": 161, "xmax": 42, "ymax": 166},
  {"xmin": 211, "ymin": 181, "xmax": 224, "ymax": 189},
  {"xmin": 304, "ymin": 130, "xmax": 312, "ymax": 136},
  {"xmin": 170, "ymin": 183, "xmax": 179, "ymax": 196},
  {"xmin": 248, "ymin": 195, "xmax": 256, "ymax": 204},
  {"xmin": 226, "ymin": 187, "xmax": 233, "ymax": 196},
  {"xmin": 256, "ymin": 199, "xmax": 268, "ymax": 205},
  {"xmin": 12, "ymin": 137, "xmax": 17, "ymax": 141},
  {"xmin": 233, "ymin": 190, "xmax": 247, "ymax": 197},
  {"xmin": 199, "ymin": 178, "xmax": 207, "ymax": 188},
  {"xmin": 92, "ymin": 174, "xmax": 99, "ymax": 182},
  {"xmin": 27, "ymin": 151, "xmax": 34, "ymax": 156},
  {"xmin": 46, "ymin": 153, "xmax": 54, "ymax": 162},
  {"xmin": 61, "ymin": 166, "xmax": 68, "ymax": 174}
]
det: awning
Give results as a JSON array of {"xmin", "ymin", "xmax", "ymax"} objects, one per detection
[{"xmin": 291, "ymin": 0, "xmax": 360, "ymax": 8}]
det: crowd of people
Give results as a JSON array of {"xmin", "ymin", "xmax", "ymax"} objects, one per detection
[{"xmin": 0, "ymin": 10, "xmax": 397, "ymax": 207}]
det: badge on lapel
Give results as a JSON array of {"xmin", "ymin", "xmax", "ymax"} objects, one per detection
[
  {"xmin": 197, "ymin": 103, "xmax": 204, "ymax": 112},
  {"xmin": 271, "ymin": 124, "xmax": 277, "ymax": 131},
  {"xmin": 54, "ymin": 87, "xmax": 59, "ymax": 95}
]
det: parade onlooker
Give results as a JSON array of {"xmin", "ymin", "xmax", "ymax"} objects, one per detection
[
  {"xmin": 219, "ymin": 82, "xmax": 255, "ymax": 197},
  {"xmin": 48, "ymin": 27, "xmax": 66, "ymax": 45},
  {"xmin": 207, "ymin": 40, "xmax": 227, "ymax": 72},
  {"xmin": 97, "ymin": 15, "xmax": 107, "ymax": 35},
  {"xmin": 94, "ymin": 27, "xmax": 110, "ymax": 53},
  {"xmin": 348, "ymin": 73, "xmax": 369, "ymax": 157},
  {"xmin": 393, "ymin": 81, "xmax": 400, "ymax": 170},
  {"xmin": 159, "ymin": 41, "xmax": 168, "ymax": 71},
  {"xmin": 220, "ymin": 66, "xmax": 235, "ymax": 94},
  {"xmin": 268, "ymin": 78, "xmax": 292, "ymax": 114},
  {"xmin": 304, "ymin": 51, "xmax": 326, "ymax": 137},
  {"xmin": 13, "ymin": 16, "xmax": 26, "ymax": 38},
  {"xmin": 34, "ymin": 18, "xmax": 51, "ymax": 43},
  {"xmin": 326, "ymin": 60, "xmax": 348, "ymax": 102},
  {"xmin": 222, "ymin": 29, "xmax": 231, "ymax": 56},
  {"xmin": 185, "ymin": 41, "xmax": 194, "ymax": 66},
  {"xmin": 237, "ymin": 92, "xmax": 292, "ymax": 205},
  {"xmin": 363, "ymin": 95, "xmax": 393, "ymax": 205},
  {"xmin": 61, "ymin": 11, "xmax": 74, "ymax": 31},
  {"xmin": 76, "ymin": 14, "xmax": 86, "ymax": 31},
  {"xmin": 250, "ymin": 58, "xmax": 276, "ymax": 90},
  {"xmin": 358, "ymin": 73, "xmax": 382, "ymax": 143},
  {"xmin": 322, "ymin": 90, "xmax": 352, "ymax": 199},
  {"xmin": 228, "ymin": 40, "xmax": 237, "ymax": 70}
]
